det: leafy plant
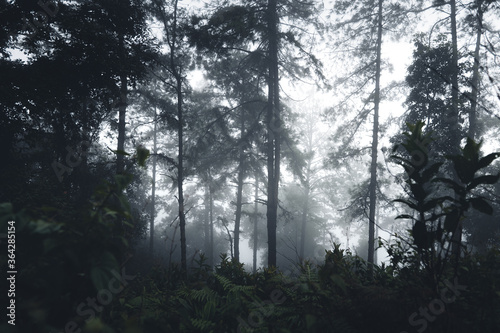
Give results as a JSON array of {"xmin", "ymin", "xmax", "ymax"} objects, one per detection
[
  {"xmin": 391, "ymin": 121, "xmax": 500, "ymax": 287},
  {"xmin": 0, "ymin": 147, "xmax": 149, "ymax": 332}
]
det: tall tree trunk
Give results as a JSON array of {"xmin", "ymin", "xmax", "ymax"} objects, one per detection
[
  {"xmin": 164, "ymin": 0, "xmax": 187, "ymax": 278},
  {"xmin": 150, "ymin": 107, "xmax": 158, "ymax": 254},
  {"xmin": 209, "ymin": 179, "xmax": 214, "ymax": 267},
  {"xmin": 176, "ymin": 76, "xmax": 187, "ymax": 276},
  {"xmin": 299, "ymin": 163, "xmax": 311, "ymax": 259},
  {"xmin": 79, "ymin": 98, "xmax": 92, "ymax": 200},
  {"xmin": 449, "ymin": 0, "xmax": 462, "ymax": 260},
  {"xmin": 117, "ymin": 73, "xmax": 127, "ymax": 174},
  {"xmin": 374, "ymin": 204, "xmax": 380, "ymax": 264},
  {"xmin": 299, "ymin": 185, "xmax": 310, "ymax": 260},
  {"xmin": 368, "ymin": 0, "xmax": 383, "ymax": 270},
  {"xmin": 266, "ymin": 0, "xmax": 280, "ymax": 268},
  {"xmin": 222, "ymin": 217, "xmax": 234, "ymax": 259},
  {"xmin": 204, "ymin": 168, "xmax": 214, "ymax": 267},
  {"xmin": 469, "ymin": 4, "xmax": 483, "ymax": 140},
  {"xmin": 204, "ymin": 179, "xmax": 210, "ymax": 261},
  {"xmin": 450, "ymin": 0, "xmax": 460, "ymax": 147},
  {"xmin": 253, "ymin": 174, "xmax": 259, "ymax": 274},
  {"xmin": 234, "ymin": 110, "xmax": 245, "ymax": 262}
]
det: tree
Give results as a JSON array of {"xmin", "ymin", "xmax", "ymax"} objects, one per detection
[
  {"xmin": 294, "ymin": 104, "xmax": 331, "ymax": 260},
  {"xmin": 200, "ymin": 53, "xmax": 268, "ymax": 264},
  {"xmin": 150, "ymin": 107, "xmax": 158, "ymax": 253},
  {"xmin": 188, "ymin": 0, "xmax": 325, "ymax": 268},
  {"xmin": 265, "ymin": 0, "xmax": 280, "ymax": 268},
  {"xmin": 367, "ymin": 0, "xmax": 384, "ymax": 270},
  {"xmin": 392, "ymin": 121, "xmax": 500, "ymax": 285},
  {"xmin": 404, "ymin": 36, "xmax": 464, "ymax": 155},
  {"xmin": 252, "ymin": 173, "xmax": 261, "ymax": 273},
  {"xmin": 400, "ymin": 0, "xmax": 500, "ymax": 259},
  {"xmin": 467, "ymin": 0, "xmax": 484, "ymax": 139},
  {"xmin": 189, "ymin": 103, "xmax": 235, "ymax": 267},
  {"xmin": 150, "ymin": 0, "xmax": 192, "ymax": 277},
  {"xmin": 0, "ymin": 0, "xmax": 153, "ymax": 210},
  {"xmin": 328, "ymin": 0, "xmax": 405, "ymax": 269}
]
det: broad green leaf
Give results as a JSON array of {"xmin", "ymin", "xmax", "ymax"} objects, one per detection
[
  {"xmin": 395, "ymin": 214, "xmax": 415, "ymax": 220},
  {"xmin": 30, "ymin": 220, "xmax": 62, "ymax": 234},
  {"xmin": 422, "ymin": 198, "xmax": 442, "ymax": 212},
  {"xmin": 478, "ymin": 152, "xmax": 500, "ymax": 170},
  {"xmin": 448, "ymin": 155, "xmax": 474, "ymax": 184},
  {"xmin": 90, "ymin": 251, "xmax": 120, "ymax": 291},
  {"xmin": 393, "ymin": 198, "xmax": 418, "ymax": 210},
  {"xmin": 468, "ymin": 174, "xmax": 500, "ymax": 191},
  {"xmin": 434, "ymin": 178, "xmax": 462, "ymax": 192},
  {"xmin": 462, "ymin": 137, "xmax": 480, "ymax": 161},
  {"xmin": 421, "ymin": 162, "xmax": 442, "ymax": 182},
  {"xmin": 90, "ymin": 266, "xmax": 112, "ymax": 293},
  {"xmin": 470, "ymin": 197, "xmax": 493, "ymax": 215}
]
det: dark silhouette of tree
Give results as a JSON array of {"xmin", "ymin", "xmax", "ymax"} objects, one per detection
[
  {"xmin": 150, "ymin": 0, "xmax": 192, "ymax": 277},
  {"xmin": 328, "ymin": 0, "xmax": 406, "ymax": 270},
  {"xmin": 188, "ymin": 0, "xmax": 325, "ymax": 268}
]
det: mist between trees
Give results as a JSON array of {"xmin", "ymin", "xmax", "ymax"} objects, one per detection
[{"xmin": 1, "ymin": 0, "xmax": 500, "ymax": 332}]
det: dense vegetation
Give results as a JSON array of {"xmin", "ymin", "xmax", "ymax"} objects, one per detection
[{"xmin": 1, "ymin": 0, "xmax": 500, "ymax": 332}]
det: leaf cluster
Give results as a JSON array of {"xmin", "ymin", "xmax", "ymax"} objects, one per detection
[{"xmin": 391, "ymin": 121, "xmax": 500, "ymax": 282}]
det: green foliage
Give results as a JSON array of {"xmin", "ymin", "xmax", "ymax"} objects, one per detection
[
  {"xmin": 93, "ymin": 240, "xmax": 500, "ymax": 332},
  {"xmin": 0, "ymin": 152, "xmax": 148, "ymax": 332},
  {"xmin": 391, "ymin": 122, "xmax": 499, "ymax": 283},
  {"xmin": 403, "ymin": 35, "xmax": 469, "ymax": 155},
  {"xmin": 4, "ymin": 200, "xmax": 498, "ymax": 333},
  {"xmin": 215, "ymin": 253, "xmax": 251, "ymax": 285},
  {"xmin": 392, "ymin": 122, "xmax": 446, "ymax": 251}
]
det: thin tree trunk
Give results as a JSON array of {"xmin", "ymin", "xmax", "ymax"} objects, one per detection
[
  {"xmin": 449, "ymin": 0, "xmax": 462, "ymax": 261},
  {"xmin": 177, "ymin": 76, "xmax": 186, "ymax": 276},
  {"xmin": 222, "ymin": 217, "xmax": 234, "ymax": 259},
  {"xmin": 266, "ymin": 0, "xmax": 280, "ymax": 268},
  {"xmin": 204, "ymin": 179, "xmax": 210, "ymax": 260},
  {"xmin": 164, "ymin": 0, "xmax": 187, "ymax": 278},
  {"xmin": 234, "ymin": 110, "xmax": 245, "ymax": 262},
  {"xmin": 79, "ymin": 98, "xmax": 91, "ymax": 200},
  {"xmin": 299, "ymin": 165, "xmax": 310, "ymax": 260},
  {"xmin": 374, "ymin": 204, "xmax": 380, "ymax": 264},
  {"xmin": 150, "ymin": 107, "xmax": 157, "ymax": 254},
  {"xmin": 469, "ymin": 4, "xmax": 483, "ymax": 140},
  {"xmin": 253, "ymin": 174, "xmax": 259, "ymax": 274},
  {"xmin": 209, "ymin": 170, "xmax": 214, "ymax": 267},
  {"xmin": 450, "ymin": 0, "xmax": 460, "ymax": 147},
  {"xmin": 368, "ymin": 0, "xmax": 383, "ymax": 271},
  {"xmin": 299, "ymin": 186, "xmax": 310, "ymax": 260},
  {"xmin": 117, "ymin": 73, "xmax": 127, "ymax": 174}
]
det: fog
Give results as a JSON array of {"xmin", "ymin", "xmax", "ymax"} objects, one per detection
[{"xmin": 2, "ymin": 0, "xmax": 500, "ymax": 332}]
